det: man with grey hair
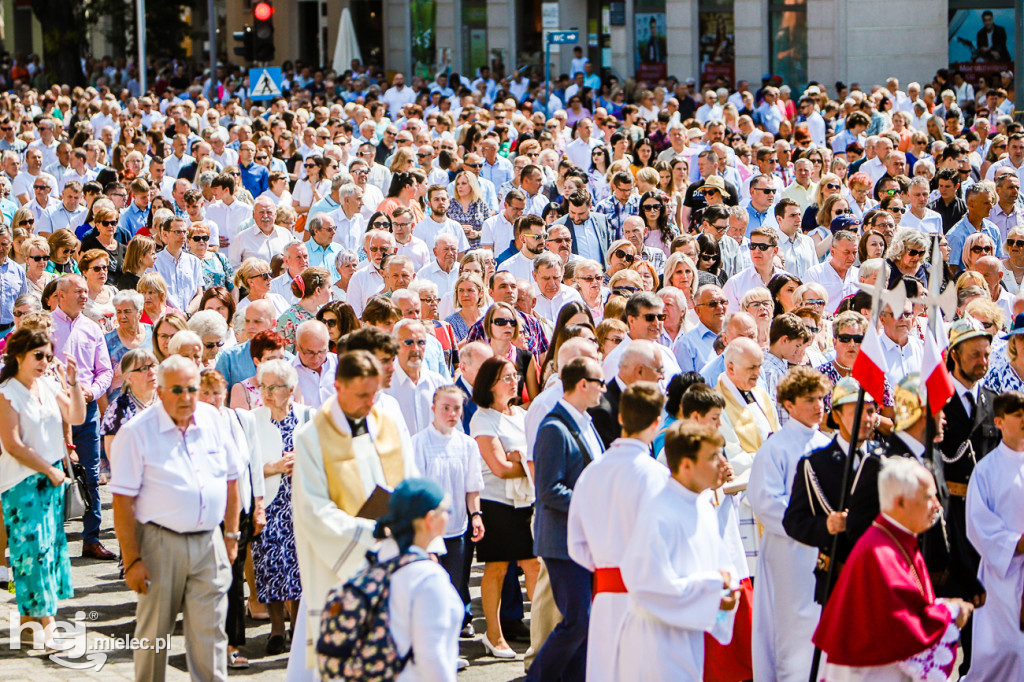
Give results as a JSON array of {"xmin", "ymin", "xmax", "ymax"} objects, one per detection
[
  {"xmin": 349, "ymin": 156, "xmax": 386, "ymax": 217},
  {"xmin": 858, "ymin": 258, "xmax": 890, "ymax": 288},
  {"xmin": 325, "ymin": 182, "xmax": 366, "ymax": 249},
  {"xmin": 348, "ymin": 230, "xmax": 397, "ymax": 316},
  {"xmin": 228, "ymin": 195, "xmax": 292, "ymax": 267},
  {"xmin": 533, "ymin": 251, "xmax": 585, "ymax": 323},
  {"xmin": 806, "ymin": 229, "xmax": 860, "ymax": 313},
  {"xmin": 291, "ymin": 320, "xmax": 337, "ymax": 408},
  {"xmin": 305, "ymin": 214, "xmax": 343, "ymax": 282},
  {"xmin": 973, "ymin": 255, "xmax": 1015, "ymax": 320},
  {"xmin": 700, "ymin": 310, "xmax": 758, "ymax": 385},
  {"xmin": 111, "ymin": 354, "xmax": 241, "ymax": 682},
  {"xmin": 948, "ymin": 183, "xmax": 1002, "ymax": 270},
  {"xmin": 384, "ymin": 318, "xmax": 448, "ymax": 435},
  {"xmin": 901, "ymin": 176, "xmax": 943, "ymax": 234},
  {"xmin": 270, "ymin": 240, "xmax": 311, "ymax": 305},
  {"xmin": 656, "ymin": 286, "xmax": 689, "ymax": 346},
  {"xmin": 418, "ymin": 232, "xmax": 460, "ymax": 294},
  {"xmin": 989, "ymin": 170, "xmax": 1024, "ymax": 243}
]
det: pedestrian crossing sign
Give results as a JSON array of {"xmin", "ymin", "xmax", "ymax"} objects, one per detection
[{"xmin": 249, "ymin": 67, "xmax": 283, "ymax": 100}]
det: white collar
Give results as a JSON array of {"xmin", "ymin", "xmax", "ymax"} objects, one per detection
[
  {"xmin": 880, "ymin": 513, "xmax": 915, "ymax": 536},
  {"xmin": 895, "ymin": 431, "xmax": 926, "ymax": 459},
  {"xmin": 953, "ymin": 377, "xmax": 977, "ymax": 401}
]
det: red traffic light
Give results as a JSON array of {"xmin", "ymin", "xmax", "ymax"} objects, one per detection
[{"xmin": 254, "ymin": 2, "xmax": 273, "ymax": 21}]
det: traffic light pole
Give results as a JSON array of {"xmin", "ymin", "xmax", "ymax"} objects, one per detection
[
  {"xmin": 208, "ymin": 0, "xmax": 217, "ymax": 97},
  {"xmin": 137, "ymin": 0, "xmax": 146, "ymax": 94}
]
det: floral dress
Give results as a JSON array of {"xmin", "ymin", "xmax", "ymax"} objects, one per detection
[
  {"xmin": 251, "ymin": 406, "xmax": 303, "ymax": 603},
  {"xmin": 275, "ymin": 304, "xmax": 315, "ymax": 353},
  {"xmin": 446, "ymin": 199, "xmax": 490, "ymax": 250},
  {"xmin": 818, "ymin": 361, "xmax": 894, "ymax": 411},
  {"xmin": 200, "ymin": 251, "xmax": 235, "ymax": 291}
]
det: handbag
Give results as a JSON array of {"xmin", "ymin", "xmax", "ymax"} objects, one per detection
[{"xmin": 62, "ymin": 449, "xmax": 89, "ymax": 521}]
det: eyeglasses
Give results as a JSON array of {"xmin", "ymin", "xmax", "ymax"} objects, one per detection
[
  {"xmin": 204, "ymin": 340, "xmax": 225, "ymax": 350},
  {"xmin": 642, "ymin": 203, "xmax": 661, "ymax": 211},
  {"xmin": 419, "ymin": 296, "xmax": 441, "ymax": 304},
  {"xmin": 1008, "ymin": 239, "xmax": 1024, "ymax": 249},
  {"xmin": 168, "ymin": 385, "xmax": 199, "ymax": 395},
  {"xmin": 613, "ymin": 286, "xmax": 639, "ymax": 296},
  {"xmin": 259, "ymin": 384, "xmax": 288, "ymax": 393},
  {"xmin": 745, "ymin": 300, "xmax": 772, "ymax": 310},
  {"xmin": 165, "ymin": 229, "xmax": 187, "ymax": 235},
  {"xmin": 697, "ymin": 299, "xmax": 727, "ymax": 308},
  {"xmin": 754, "ymin": 187, "xmax": 777, "ymax": 195},
  {"xmin": 465, "ymin": 163, "xmax": 483, "ymax": 169},
  {"xmin": 906, "ymin": 248, "xmax": 925, "ymax": 258},
  {"xmin": 191, "ymin": 235, "xmax": 211, "ymax": 242},
  {"xmin": 255, "ymin": 154, "xmax": 269, "ymax": 160},
  {"xmin": 613, "ymin": 248, "xmax": 636, "ymax": 263},
  {"xmin": 526, "ymin": 232, "xmax": 548, "ymax": 241},
  {"xmin": 883, "ymin": 188, "xmax": 898, "ymax": 196},
  {"xmin": 352, "ymin": 169, "xmax": 369, "ymax": 176},
  {"xmin": 581, "ymin": 377, "xmax": 605, "ymax": 387},
  {"xmin": 888, "ymin": 206, "xmax": 906, "ymax": 214},
  {"xmin": 33, "ymin": 184, "xmax": 49, "ymax": 191},
  {"xmin": 368, "ymin": 245, "xmax": 392, "ymax": 254},
  {"xmin": 834, "ymin": 209, "xmax": 853, "ymax": 215},
  {"xmin": 32, "ymin": 350, "xmax": 54, "ymax": 362},
  {"xmin": 836, "ymin": 333, "xmax": 864, "ymax": 344},
  {"xmin": 884, "ymin": 310, "xmax": 915, "ymax": 320},
  {"xmin": 749, "ymin": 242, "xmax": 774, "ymax": 252},
  {"xmin": 27, "ymin": 254, "xmax": 48, "ymax": 262},
  {"xmin": 304, "ymin": 163, "xmax": 317, "ymax": 168},
  {"xmin": 491, "ymin": 317, "xmax": 516, "ymax": 327},
  {"xmin": 971, "ymin": 245, "xmax": 994, "ymax": 254},
  {"xmin": 85, "ymin": 265, "xmax": 107, "ymax": 272},
  {"xmin": 100, "ymin": 220, "xmax": 118, "ymax": 226},
  {"xmin": 251, "ymin": 272, "xmax": 273, "ymax": 281},
  {"xmin": 699, "ymin": 252, "xmax": 717, "ymax": 261},
  {"xmin": 804, "ymin": 325, "xmax": 821, "ymax": 334},
  {"xmin": 20, "ymin": 218, "xmax": 34, "ymax": 225},
  {"xmin": 825, "ymin": 183, "xmax": 841, "ymax": 190},
  {"xmin": 130, "ymin": 363, "xmax": 157, "ymax": 373},
  {"xmin": 402, "ymin": 338, "xmax": 428, "ymax": 347},
  {"xmin": 577, "ymin": 275, "xmax": 602, "ymax": 283},
  {"xmin": 804, "ymin": 298, "xmax": 826, "ymax": 306},
  {"xmin": 547, "ymin": 237, "xmax": 571, "ymax": 245},
  {"xmin": 371, "ymin": 220, "xmax": 391, "ymax": 228},
  {"xmin": 639, "ymin": 313, "xmax": 667, "ymax": 322},
  {"xmin": 499, "ymin": 373, "xmax": 520, "ymax": 383}
]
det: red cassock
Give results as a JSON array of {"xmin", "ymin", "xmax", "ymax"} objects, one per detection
[
  {"xmin": 703, "ymin": 577, "xmax": 753, "ymax": 682},
  {"xmin": 812, "ymin": 514, "xmax": 953, "ymax": 667}
]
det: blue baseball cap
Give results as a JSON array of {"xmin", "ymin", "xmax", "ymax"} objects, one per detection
[{"xmin": 829, "ymin": 214, "xmax": 861, "ymax": 235}]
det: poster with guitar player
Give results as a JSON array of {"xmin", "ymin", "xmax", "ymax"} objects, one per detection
[{"xmin": 948, "ymin": 8, "xmax": 1014, "ymax": 85}]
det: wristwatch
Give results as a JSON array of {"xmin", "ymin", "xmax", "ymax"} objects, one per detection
[{"xmin": 223, "ymin": 531, "xmax": 242, "ymax": 540}]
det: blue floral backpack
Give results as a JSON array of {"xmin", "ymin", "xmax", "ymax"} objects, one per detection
[{"xmin": 317, "ymin": 550, "xmax": 429, "ymax": 681}]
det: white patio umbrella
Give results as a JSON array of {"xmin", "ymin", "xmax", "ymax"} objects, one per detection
[{"xmin": 332, "ymin": 7, "xmax": 363, "ymax": 74}]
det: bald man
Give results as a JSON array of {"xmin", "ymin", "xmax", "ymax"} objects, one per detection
[
  {"xmin": 292, "ymin": 320, "xmax": 337, "ymax": 408},
  {"xmin": 699, "ymin": 311, "xmax": 758, "ymax": 385},
  {"xmin": 455, "ymin": 341, "xmax": 494, "ymax": 432}
]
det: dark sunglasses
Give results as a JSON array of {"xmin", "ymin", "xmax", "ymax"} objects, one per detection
[
  {"xmin": 754, "ymin": 187, "xmax": 777, "ymax": 195},
  {"xmin": 749, "ymin": 242, "xmax": 774, "ymax": 252},
  {"xmin": 32, "ymin": 350, "xmax": 54, "ymax": 362},
  {"xmin": 371, "ymin": 220, "xmax": 391, "ymax": 229},
  {"xmin": 100, "ymin": 220, "xmax": 118, "ymax": 226},
  {"xmin": 699, "ymin": 252, "xmax": 718, "ymax": 261},
  {"xmin": 614, "ymin": 249, "xmax": 636, "ymax": 263},
  {"xmin": 323, "ymin": 318, "xmax": 338, "ymax": 328},
  {"xmin": 168, "ymin": 386, "xmax": 199, "ymax": 395},
  {"xmin": 906, "ymin": 248, "xmax": 925, "ymax": 258},
  {"xmin": 402, "ymin": 338, "xmax": 428, "ymax": 347},
  {"xmin": 251, "ymin": 272, "xmax": 273, "ymax": 281},
  {"xmin": 971, "ymin": 245, "xmax": 993, "ymax": 254},
  {"xmin": 191, "ymin": 235, "xmax": 211, "ymax": 242},
  {"xmin": 491, "ymin": 317, "xmax": 516, "ymax": 327},
  {"xmin": 888, "ymin": 206, "xmax": 906, "ymax": 214},
  {"xmin": 642, "ymin": 203, "xmax": 661, "ymax": 211},
  {"xmin": 1008, "ymin": 239, "xmax": 1024, "ymax": 249},
  {"xmin": 27, "ymin": 254, "xmax": 48, "ymax": 262},
  {"xmin": 825, "ymin": 183, "xmax": 841, "ymax": 190},
  {"xmin": 836, "ymin": 333, "xmax": 864, "ymax": 344},
  {"xmin": 639, "ymin": 313, "xmax": 667, "ymax": 322},
  {"xmin": 204, "ymin": 340, "xmax": 225, "ymax": 350}
]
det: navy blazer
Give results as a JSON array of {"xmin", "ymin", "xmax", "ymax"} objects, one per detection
[
  {"xmin": 533, "ymin": 402, "xmax": 600, "ymax": 560},
  {"xmin": 455, "ymin": 376, "xmax": 477, "ymax": 433},
  {"xmin": 553, "ymin": 212, "xmax": 612, "ymax": 266}
]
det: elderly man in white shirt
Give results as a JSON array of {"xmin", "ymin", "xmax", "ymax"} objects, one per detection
[
  {"xmin": 228, "ymin": 196, "xmax": 292, "ymax": 268},
  {"xmin": 879, "ymin": 299, "xmax": 923, "ymax": 385},
  {"xmin": 417, "ymin": 233, "xmax": 460, "ymax": 298},
  {"xmin": 326, "ymin": 183, "xmax": 367, "ymax": 250},
  {"xmin": 804, "ymin": 229, "xmax": 860, "ymax": 314},
  {"xmin": 110, "ymin": 356, "xmax": 241, "ymax": 682},
  {"xmin": 291, "ymin": 320, "xmax": 338, "ymax": 408},
  {"xmin": 384, "ymin": 319, "xmax": 449, "ymax": 436},
  {"xmin": 531, "ymin": 252, "xmax": 585, "ymax": 323},
  {"xmin": 347, "ymin": 229, "xmax": 395, "ymax": 317}
]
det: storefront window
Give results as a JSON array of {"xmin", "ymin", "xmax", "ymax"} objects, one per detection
[{"xmin": 769, "ymin": 0, "xmax": 807, "ymax": 90}]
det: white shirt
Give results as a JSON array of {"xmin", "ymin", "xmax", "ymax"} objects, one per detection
[
  {"xmin": 722, "ymin": 265, "xmax": 788, "ymax": 313},
  {"xmin": 292, "ymin": 352, "xmax": 338, "ymax": 409},
  {"xmin": 804, "ymin": 261, "xmax": 860, "ymax": 314},
  {"xmin": 497, "ymin": 251, "xmax": 537, "ymax": 283},
  {"xmin": 396, "ymin": 237, "xmax": 431, "ymax": 271},
  {"xmin": 153, "ymin": 248, "xmax": 204, "ymax": 310},
  {"xmin": 228, "ymin": 224, "xmax": 292, "ymax": 268},
  {"xmin": 525, "ymin": 383, "xmax": 565, "ymax": 462},
  {"xmin": 47, "ymin": 203, "xmax": 87, "ymax": 234},
  {"xmin": 416, "ymin": 260, "xmax": 459, "ymax": 299},
  {"xmin": 533, "ymin": 283, "xmax": 585, "ymax": 323},
  {"xmin": 346, "ymin": 265, "xmax": 386, "ymax": 317},
  {"xmin": 860, "ymin": 157, "xmax": 887, "ymax": 185},
  {"xmin": 270, "ymin": 272, "xmax": 300, "ymax": 306},
  {"xmin": 899, "ymin": 208, "xmax": 943, "ymax": 234},
  {"xmin": 565, "ymin": 136, "xmax": 600, "ymax": 171},
  {"xmin": 27, "ymin": 197, "xmax": 54, "ymax": 235},
  {"xmin": 481, "ymin": 212, "xmax": 515, "ymax": 252},
  {"xmin": 328, "ymin": 209, "xmax": 367, "ymax": 251},
  {"xmin": 411, "ymin": 425, "xmax": 484, "ymax": 536},
  {"xmin": 385, "ymin": 363, "xmax": 449, "ymax": 436},
  {"xmin": 164, "ymin": 153, "xmax": 194, "ymax": 180},
  {"xmin": 205, "ymin": 199, "xmax": 254, "ymax": 248},
  {"xmin": 777, "ymin": 230, "xmax": 817, "ymax": 279},
  {"xmin": 557, "ymin": 398, "xmax": 605, "ymax": 462},
  {"xmin": 413, "ymin": 216, "xmax": 470, "ymax": 253},
  {"xmin": 879, "ymin": 332, "xmax": 923, "ymax": 385},
  {"xmin": 109, "ymin": 402, "xmax": 240, "ymax": 533},
  {"xmin": 602, "ymin": 335, "xmax": 681, "ymax": 391}
]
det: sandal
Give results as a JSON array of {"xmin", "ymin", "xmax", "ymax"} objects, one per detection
[
  {"xmin": 228, "ymin": 650, "xmax": 250, "ymax": 668},
  {"xmin": 247, "ymin": 602, "xmax": 270, "ymax": 621}
]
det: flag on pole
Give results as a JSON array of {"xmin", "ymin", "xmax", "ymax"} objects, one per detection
[
  {"xmin": 921, "ymin": 325, "xmax": 954, "ymax": 417},
  {"xmin": 851, "ymin": 323, "xmax": 890, "ymax": 405}
]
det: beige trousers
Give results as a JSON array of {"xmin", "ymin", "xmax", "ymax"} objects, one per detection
[{"xmin": 524, "ymin": 557, "xmax": 563, "ymax": 671}]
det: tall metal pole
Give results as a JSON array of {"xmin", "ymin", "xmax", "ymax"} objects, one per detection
[
  {"xmin": 1016, "ymin": 1, "xmax": 1023, "ymax": 123},
  {"xmin": 208, "ymin": 0, "xmax": 217, "ymax": 98},
  {"xmin": 544, "ymin": 36, "xmax": 550, "ymax": 116},
  {"xmin": 137, "ymin": 0, "xmax": 146, "ymax": 94}
]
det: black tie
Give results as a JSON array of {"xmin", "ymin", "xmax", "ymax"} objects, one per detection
[
  {"xmin": 347, "ymin": 416, "xmax": 369, "ymax": 437},
  {"xmin": 965, "ymin": 391, "xmax": 976, "ymax": 419},
  {"xmin": 741, "ymin": 390, "xmax": 756, "ymax": 404}
]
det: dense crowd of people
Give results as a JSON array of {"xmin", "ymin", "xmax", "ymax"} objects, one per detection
[{"xmin": 0, "ymin": 52, "xmax": 1022, "ymax": 681}]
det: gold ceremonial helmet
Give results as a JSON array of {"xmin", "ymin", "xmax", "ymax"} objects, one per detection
[
  {"xmin": 893, "ymin": 373, "xmax": 926, "ymax": 432},
  {"xmin": 948, "ymin": 317, "xmax": 991, "ymax": 350},
  {"xmin": 831, "ymin": 376, "xmax": 875, "ymax": 410}
]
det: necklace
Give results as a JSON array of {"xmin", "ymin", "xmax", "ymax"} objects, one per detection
[{"xmin": 833, "ymin": 359, "xmax": 851, "ymax": 374}]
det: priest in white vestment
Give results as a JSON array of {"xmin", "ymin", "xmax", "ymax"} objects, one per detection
[
  {"xmin": 965, "ymin": 391, "xmax": 1024, "ymax": 681},
  {"xmin": 567, "ymin": 383, "xmax": 670, "ymax": 682},
  {"xmin": 613, "ymin": 422, "xmax": 741, "ymax": 681},
  {"xmin": 287, "ymin": 350, "xmax": 420, "ymax": 681},
  {"xmin": 747, "ymin": 366, "xmax": 832, "ymax": 682}
]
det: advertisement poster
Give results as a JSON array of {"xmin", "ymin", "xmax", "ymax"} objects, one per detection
[
  {"xmin": 948, "ymin": 9, "xmax": 1014, "ymax": 84},
  {"xmin": 635, "ymin": 12, "xmax": 667, "ymax": 81},
  {"xmin": 410, "ymin": 0, "xmax": 437, "ymax": 78},
  {"xmin": 699, "ymin": 10, "xmax": 735, "ymax": 86}
]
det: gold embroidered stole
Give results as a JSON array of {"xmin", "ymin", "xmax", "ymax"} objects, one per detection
[{"xmin": 313, "ymin": 402, "xmax": 405, "ymax": 515}]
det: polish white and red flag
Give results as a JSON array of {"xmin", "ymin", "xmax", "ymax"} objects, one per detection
[
  {"xmin": 851, "ymin": 323, "xmax": 889, "ymax": 405},
  {"xmin": 922, "ymin": 324, "xmax": 954, "ymax": 416}
]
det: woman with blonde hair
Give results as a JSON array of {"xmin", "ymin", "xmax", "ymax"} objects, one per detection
[
  {"xmin": 388, "ymin": 147, "xmax": 417, "ymax": 175},
  {"xmin": 235, "ymin": 257, "xmax": 289, "ymax": 316},
  {"xmin": 20, "ymin": 235, "xmax": 55, "ymax": 295},
  {"xmin": 664, "ymin": 252, "xmax": 699, "ymax": 318},
  {"xmin": 11, "ymin": 207, "xmax": 36, "ymax": 241},
  {"xmin": 137, "ymin": 272, "xmax": 179, "ymax": 324},
  {"xmin": 151, "ymin": 312, "xmax": 189, "ymax": 363},
  {"xmin": 633, "ymin": 259, "xmax": 659, "ymax": 292},
  {"xmin": 444, "ymin": 272, "xmax": 486, "ymax": 343},
  {"xmin": 448, "ymin": 170, "xmax": 491, "ymax": 250},
  {"xmin": 1002, "ymin": 224, "xmax": 1024, "ymax": 294},
  {"xmin": 595, "ymin": 318, "xmax": 628, "ymax": 358},
  {"xmin": 117, "ymin": 235, "xmax": 156, "ymax": 291},
  {"xmin": 961, "ymin": 231, "xmax": 996, "ymax": 274}
]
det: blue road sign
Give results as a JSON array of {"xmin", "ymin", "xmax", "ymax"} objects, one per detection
[
  {"xmin": 249, "ymin": 67, "xmax": 283, "ymax": 101},
  {"xmin": 547, "ymin": 31, "xmax": 579, "ymax": 45}
]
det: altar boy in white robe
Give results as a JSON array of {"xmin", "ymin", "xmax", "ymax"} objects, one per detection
[
  {"xmin": 966, "ymin": 389, "xmax": 1024, "ymax": 680},
  {"xmin": 613, "ymin": 422, "xmax": 742, "ymax": 681},
  {"xmin": 567, "ymin": 382, "xmax": 670, "ymax": 682},
  {"xmin": 747, "ymin": 366, "xmax": 832, "ymax": 682}
]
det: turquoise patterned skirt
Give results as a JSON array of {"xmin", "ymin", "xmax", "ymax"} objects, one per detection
[{"xmin": 1, "ymin": 472, "xmax": 74, "ymax": 616}]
